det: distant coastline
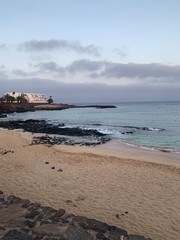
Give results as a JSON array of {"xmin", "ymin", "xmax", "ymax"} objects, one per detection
[{"xmin": 0, "ymin": 103, "xmax": 116, "ymax": 115}]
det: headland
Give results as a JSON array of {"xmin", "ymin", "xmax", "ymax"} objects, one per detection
[{"xmin": 0, "ymin": 103, "xmax": 116, "ymax": 116}]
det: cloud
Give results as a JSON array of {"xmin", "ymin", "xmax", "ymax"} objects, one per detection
[
  {"xmin": 0, "ymin": 78, "xmax": 180, "ymax": 103},
  {"xmin": 113, "ymin": 46, "xmax": 129, "ymax": 58},
  {"xmin": 34, "ymin": 59, "xmax": 180, "ymax": 83},
  {"xmin": 12, "ymin": 69, "xmax": 28, "ymax": 77},
  {"xmin": 0, "ymin": 71, "xmax": 7, "ymax": 79},
  {"xmin": 100, "ymin": 62, "xmax": 180, "ymax": 79},
  {"xmin": 19, "ymin": 39, "xmax": 102, "ymax": 57},
  {"xmin": 0, "ymin": 44, "xmax": 6, "ymax": 49},
  {"xmin": 36, "ymin": 59, "xmax": 106, "ymax": 75},
  {"xmin": 0, "ymin": 65, "xmax": 7, "ymax": 79},
  {"xmin": 0, "ymin": 64, "xmax": 6, "ymax": 70}
]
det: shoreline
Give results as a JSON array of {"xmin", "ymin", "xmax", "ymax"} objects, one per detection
[
  {"xmin": 0, "ymin": 129, "xmax": 180, "ymax": 240},
  {"xmin": 63, "ymin": 139, "xmax": 180, "ymax": 167}
]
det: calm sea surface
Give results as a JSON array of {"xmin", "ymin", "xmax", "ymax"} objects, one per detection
[{"xmin": 5, "ymin": 101, "xmax": 180, "ymax": 152}]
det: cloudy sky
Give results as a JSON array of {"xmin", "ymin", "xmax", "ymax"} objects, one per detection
[{"xmin": 0, "ymin": 0, "xmax": 180, "ymax": 103}]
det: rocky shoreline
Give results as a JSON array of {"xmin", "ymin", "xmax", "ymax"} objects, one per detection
[
  {"xmin": 0, "ymin": 119, "xmax": 110, "ymax": 146},
  {"xmin": 0, "ymin": 192, "xmax": 152, "ymax": 240},
  {"xmin": 0, "ymin": 103, "xmax": 116, "ymax": 115}
]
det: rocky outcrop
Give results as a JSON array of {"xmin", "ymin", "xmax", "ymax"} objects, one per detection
[
  {"xmin": 77, "ymin": 105, "xmax": 117, "ymax": 109},
  {"xmin": 0, "ymin": 114, "xmax": 7, "ymax": 118},
  {"xmin": 0, "ymin": 120, "xmax": 110, "ymax": 146},
  {"xmin": 0, "ymin": 192, "xmax": 152, "ymax": 240}
]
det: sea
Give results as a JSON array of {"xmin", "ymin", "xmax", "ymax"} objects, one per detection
[{"xmin": 4, "ymin": 101, "xmax": 180, "ymax": 153}]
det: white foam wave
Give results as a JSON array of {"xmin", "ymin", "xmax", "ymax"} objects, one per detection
[{"xmin": 148, "ymin": 127, "xmax": 163, "ymax": 131}]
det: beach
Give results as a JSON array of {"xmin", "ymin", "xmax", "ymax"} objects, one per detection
[{"xmin": 0, "ymin": 129, "xmax": 180, "ymax": 240}]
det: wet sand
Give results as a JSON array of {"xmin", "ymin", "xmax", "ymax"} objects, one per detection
[{"xmin": 0, "ymin": 129, "xmax": 180, "ymax": 240}]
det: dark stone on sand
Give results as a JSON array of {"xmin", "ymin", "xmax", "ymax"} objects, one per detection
[
  {"xmin": 1, "ymin": 229, "xmax": 33, "ymax": 240},
  {"xmin": 73, "ymin": 216, "xmax": 89, "ymax": 229},
  {"xmin": 58, "ymin": 168, "xmax": 63, "ymax": 172},
  {"xmin": 52, "ymin": 167, "xmax": 55, "ymax": 169},
  {"xmin": 66, "ymin": 226, "xmax": 93, "ymax": 240},
  {"xmin": 96, "ymin": 233, "xmax": 109, "ymax": 240},
  {"xmin": 25, "ymin": 210, "xmax": 40, "ymax": 219},
  {"xmin": 108, "ymin": 226, "xmax": 128, "ymax": 237},
  {"xmin": 0, "ymin": 190, "xmax": 3, "ymax": 194},
  {"xmin": 54, "ymin": 208, "xmax": 65, "ymax": 217},
  {"xmin": 87, "ymin": 219, "xmax": 109, "ymax": 233},
  {"xmin": 45, "ymin": 162, "xmax": 49, "ymax": 164}
]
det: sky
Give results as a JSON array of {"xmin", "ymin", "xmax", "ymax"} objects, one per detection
[{"xmin": 0, "ymin": 0, "xmax": 180, "ymax": 103}]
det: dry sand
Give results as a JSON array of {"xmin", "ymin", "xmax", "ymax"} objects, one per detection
[{"xmin": 0, "ymin": 129, "xmax": 180, "ymax": 240}]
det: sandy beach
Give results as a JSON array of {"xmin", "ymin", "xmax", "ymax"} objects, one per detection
[{"xmin": 0, "ymin": 129, "xmax": 180, "ymax": 240}]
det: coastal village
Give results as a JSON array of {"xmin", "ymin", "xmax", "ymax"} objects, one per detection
[{"xmin": 0, "ymin": 92, "xmax": 51, "ymax": 104}]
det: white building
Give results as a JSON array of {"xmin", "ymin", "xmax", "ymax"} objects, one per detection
[{"xmin": 6, "ymin": 92, "xmax": 48, "ymax": 103}]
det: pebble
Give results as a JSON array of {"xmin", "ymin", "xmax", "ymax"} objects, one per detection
[{"xmin": 54, "ymin": 208, "xmax": 65, "ymax": 217}]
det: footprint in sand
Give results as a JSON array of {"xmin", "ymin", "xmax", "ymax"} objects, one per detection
[
  {"xmin": 75, "ymin": 196, "xmax": 86, "ymax": 202},
  {"xmin": 65, "ymin": 200, "xmax": 77, "ymax": 207}
]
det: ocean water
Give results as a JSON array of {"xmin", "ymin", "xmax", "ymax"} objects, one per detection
[{"xmin": 5, "ymin": 101, "xmax": 180, "ymax": 152}]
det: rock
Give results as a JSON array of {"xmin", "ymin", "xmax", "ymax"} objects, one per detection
[
  {"xmin": 96, "ymin": 233, "xmax": 109, "ymax": 240},
  {"xmin": 0, "ymin": 114, "xmax": 7, "ymax": 118},
  {"xmin": 58, "ymin": 169, "xmax": 63, "ymax": 172},
  {"xmin": 32, "ymin": 223, "xmax": 65, "ymax": 237},
  {"xmin": 7, "ymin": 195, "xmax": 22, "ymax": 203},
  {"xmin": 25, "ymin": 209, "xmax": 40, "ymax": 219},
  {"xmin": 0, "ymin": 204, "xmax": 26, "ymax": 223},
  {"xmin": 34, "ymin": 237, "xmax": 43, "ymax": 240},
  {"xmin": 52, "ymin": 167, "xmax": 55, "ymax": 169},
  {"xmin": 54, "ymin": 208, "xmax": 65, "ymax": 217},
  {"xmin": 0, "ymin": 198, "xmax": 5, "ymax": 204},
  {"xmin": 108, "ymin": 226, "xmax": 128, "ymax": 237},
  {"xmin": 73, "ymin": 216, "xmax": 89, "ymax": 229},
  {"xmin": 0, "ymin": 191, "xmax": 3, "ymax": 195},
  {"xmin": 0, "ymin": 226, "xmax": 5, "ymax": 234},
  {"xmin": 65, "ymin": 226, "xmax": 93, "ymax": 240},
  {"xmin": 1, "ymin": 229, "xmax": 33, "ymax": 240},
  {"xmin": 26, "ymin": 220, "xmax": 37, "ymax": 228},
  {"xmin": 0, "ymin": 193, "xmax": 153, "ymax": 240},
  {"xmin": 0, "ymin": 119, "xmax": 110, "ymax": 147},
  {"xmin": 45, "ymin": 162, "xmax": 49, "ymax": 164},
  {"xmin": 87, "ymin": 219, "xmax": 109, "ymax": 233},
  {"xmin": 40, "ymin": 207, "xmax": 57, "ymax": 221},
  {"xmin": 33, "ymin": 202, "xmax": 41, "ymax": 207}
]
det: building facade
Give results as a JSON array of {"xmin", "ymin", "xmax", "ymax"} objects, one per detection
[{"xmin": 6, "ymin": 92, "xmax": 47, "ymax": 103}]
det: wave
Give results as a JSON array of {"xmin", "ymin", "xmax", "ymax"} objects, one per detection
[{"xmin": 121, "ymin": 126, "xmax": 164, "ymax": 131}]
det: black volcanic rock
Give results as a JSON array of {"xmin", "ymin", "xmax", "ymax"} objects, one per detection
[
  {"xmin": 0, "ymin": 114, "xmax": 7, "ymax": 118},
  {"xmin": 0, "ymin": 194, "xmax": 154, "ymax": 240},
  {"xmin": 0, "ymin": 119, "xmax": 105, "ymax": 137},
  {"xmin": 0, "ymin": 119, "xmax": 110, "ymax": 146},
  {"xmin": 78, "ymin": 105, "xmax": 117, "ymax": 109}
]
